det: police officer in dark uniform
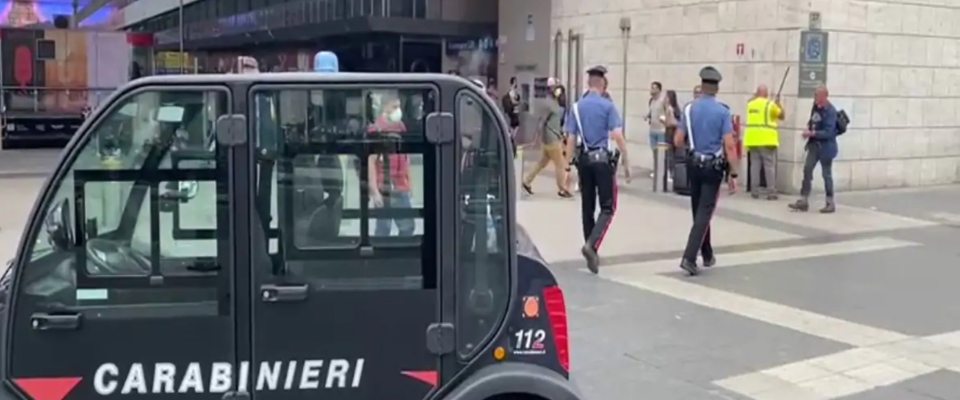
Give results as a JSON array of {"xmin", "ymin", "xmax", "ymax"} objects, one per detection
[
  {"xmin": 563, "ymin": 66, "xmax": 629, "ymax": 274},
  {"xmin": 674, "ymin": 66, "xmax": 740, "ymax": 276}
]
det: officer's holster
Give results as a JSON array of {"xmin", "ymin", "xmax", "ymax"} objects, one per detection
[
  {"xmin": 688, "ymin": 152, "xmax": 727, "ymax": 173},
  {"xmin": 579, "ymin": 147, "xmax": 618, "ymax": 169},
  {"xmin": 683, "ymin": 102, "xmax": 727, "ymax": 175}
]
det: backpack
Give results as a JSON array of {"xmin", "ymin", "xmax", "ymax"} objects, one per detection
[
  {"xmin": 809, "ymin": 105, "xmax": 850, "ymax": 136},
  {"xmin": 836, "ymin": 109, "xmax": 850, "ymax": 135}
]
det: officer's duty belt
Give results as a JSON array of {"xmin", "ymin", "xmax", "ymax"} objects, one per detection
[
  {"xmin": 689, "ymin": 152, "xmax": 726, "ymax": 171},
  {"xmin": 691, "ymin": 152, "xmax": 717, "ymax": 161},
  {"xmin": 578, "ymin": 147, "xmax": 618, "ymax": 167}
]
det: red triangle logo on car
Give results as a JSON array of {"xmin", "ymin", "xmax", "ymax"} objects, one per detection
[
  {"xmin": 13, "ymin": 377, "xmax": 82, "ymax": 400},
  {"xmin": 400, "ymin": 370, "xmax": 437, "ymax": 386}
]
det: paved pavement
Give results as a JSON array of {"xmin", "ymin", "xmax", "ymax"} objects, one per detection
[
  {"xmin": 518, "ymin": 169, "xmax": 960, "ymax": 400},
  {"xmin": 2, "ymin": 149, "xmax": 960, "ymax": 399},
  {"xmin": 0, "ymin": 149, "xmax": 62, "ymax": 178}
]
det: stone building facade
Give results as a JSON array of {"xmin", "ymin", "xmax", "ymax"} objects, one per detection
[{"xmin": 498, "ymin": 0, "xmax": 960, "ymax": 192}]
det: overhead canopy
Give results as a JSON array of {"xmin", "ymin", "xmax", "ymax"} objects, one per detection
[{"xmin": 74, "ymin": 0, "xmax": 113, "ymax": 26}]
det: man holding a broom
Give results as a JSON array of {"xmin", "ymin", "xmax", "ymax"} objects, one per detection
[{"xmin": 742, "ymin": 84, "xmax": 784, "ymax": 199}]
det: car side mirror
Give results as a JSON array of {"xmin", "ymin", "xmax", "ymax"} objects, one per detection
[{"xmin": 44, "ymin": 198, "xmax": 73, "ymax": 251}]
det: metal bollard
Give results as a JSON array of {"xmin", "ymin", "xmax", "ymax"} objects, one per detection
[
  {"xmin": 514, "ymin": 146, "xmax": 525, "ymax": 200},
  {"xmin": 652, "ymin": 143, "xmax": 669, "ymax": 192}
]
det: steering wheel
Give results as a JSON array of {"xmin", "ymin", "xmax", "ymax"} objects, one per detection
[{"xmin": 85, "ymin": 238, "xmax": 151, "ymax": 275}]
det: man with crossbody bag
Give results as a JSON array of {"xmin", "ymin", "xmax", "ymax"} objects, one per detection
[{"xmin": 520, "ymin": 86, "xmax": 574, "ymax": 198}]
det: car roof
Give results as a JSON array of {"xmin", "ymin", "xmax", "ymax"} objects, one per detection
[{"xmin": 133, "ymin": 72, "xmax": 472, "ymax": 86}]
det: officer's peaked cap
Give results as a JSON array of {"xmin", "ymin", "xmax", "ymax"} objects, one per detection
[
  {"xmin": 699, "ymin": 66, "xmax": 722, "ymax": 83},
  {"xmin": 586, "ymin": 65, "xmax": 607, "ymax": 77}
]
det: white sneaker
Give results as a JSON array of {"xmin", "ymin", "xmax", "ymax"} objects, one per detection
[{"xmin": 649, "ymin": 172, "xmax": 655, "ymax": 178}]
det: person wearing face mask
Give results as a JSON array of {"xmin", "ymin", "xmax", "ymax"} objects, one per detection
[{"xmin": 367, "ymin": 95, "xmax": 415, "ymax": 237}]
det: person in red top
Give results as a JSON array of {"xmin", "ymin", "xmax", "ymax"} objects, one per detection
[{"xmin": 367, "ymin": 96, "xmax": 415, "ymax": 237}]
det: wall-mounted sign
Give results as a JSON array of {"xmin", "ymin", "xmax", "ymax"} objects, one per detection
[
  {"xmin": 808, "ymin": 12, "xmax": 822, "ymax": 30},
  {"xmin": 445, "ymin": 37, "xmax": 496, "ymax": 56},
  {"xmin": 798, "ymin": 30, "xmax": 828, "ymax": 98}
]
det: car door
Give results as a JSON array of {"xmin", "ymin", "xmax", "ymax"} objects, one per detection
[
  {"xmin": 3, "ymin": 86, "xmax": 236, "ymax": 400},
  {"xmin": 438, "ymin": 88, "xmax": 513, "ymax": 384},
  {"xmin": 245, "ymin": 79, "xmax": 451, "ymax": 400}
]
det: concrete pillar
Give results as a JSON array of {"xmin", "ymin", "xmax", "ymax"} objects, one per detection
[{"xmin": 496, "ymin": 0, "xmax": 552, "ymax": 95}]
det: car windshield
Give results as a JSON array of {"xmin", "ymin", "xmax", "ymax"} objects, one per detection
[{"xmin": 18, "ymin": 89, "xmax": 227, "ymax": 303}]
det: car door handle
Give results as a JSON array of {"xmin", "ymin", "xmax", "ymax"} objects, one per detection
[
  {"xmin": 260, "ymin": 284, "xmax": 309, "ymax": 303},
  {"xmin": 30, "ymin": 312, "xmax": 81, "ymax": 331},
  {"xmin": 221, "ymin": 391, "xmax": 250, "ymax": 400}
]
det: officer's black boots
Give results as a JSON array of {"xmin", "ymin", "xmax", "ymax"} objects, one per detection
[
  {"xmin": 703, "ymin": 256, "xmax": 716, "ymax": 268},
  {"xmin": 582, "ymin": 245, "xmax": 600, "ymax": 274},
  {"xmin": 820, "ymin": 197, "xmax": 836, "ymax": 213},
  {"xmin": 788, "ymin": 198, "xmax": 810, "ymax": 212},
  {"xmin": 680, "ymin": 259, "xmax": 699, "ymax": 276}
]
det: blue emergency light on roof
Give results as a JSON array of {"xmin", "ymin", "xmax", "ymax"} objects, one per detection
[{"xmin": 314, "ymin": 51, "xmax": 339, "ymax": 73}]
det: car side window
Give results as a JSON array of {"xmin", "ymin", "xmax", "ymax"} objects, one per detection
[
  {"xmin": 253, "ymin": 86, "xmax": 436, "ymax": 290},
  {"xmin": 456, "ymin": 91, "xmax": 510, "ymax": 356},
  {"xmin": 15, "ymin": 88, "xmax": 230, "ymax": 318}
]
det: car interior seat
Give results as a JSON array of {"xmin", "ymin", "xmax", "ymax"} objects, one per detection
[{"xmin": 294, "ymin": 93, "xmax": 351, "ymax": 247}]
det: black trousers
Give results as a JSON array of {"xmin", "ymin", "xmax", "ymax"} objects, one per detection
[
  {"xmin": 683, "ymin": 160, "xmax": 724, "ymax": 263},
  {"xmin": 577, "ymin": 159, "xmax": 617, "ymax": 251}
]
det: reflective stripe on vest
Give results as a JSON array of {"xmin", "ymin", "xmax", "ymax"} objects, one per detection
[{"xmin": 743, "ymin": 98, "xmax": 778, "ymax": 147}]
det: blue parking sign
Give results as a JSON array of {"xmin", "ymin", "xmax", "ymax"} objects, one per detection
[
  {"xmin": 804, "ymin": 34, "xmax": 823, "ymax": 62},
  {"xmin": 798, "ymin": 30, "xmax": 828, "ymax": 98}
]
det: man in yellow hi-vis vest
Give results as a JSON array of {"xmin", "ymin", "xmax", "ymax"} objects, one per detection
[{"xmin": 743, "ymin": 84, "xmax": 784, "ymax": 199}]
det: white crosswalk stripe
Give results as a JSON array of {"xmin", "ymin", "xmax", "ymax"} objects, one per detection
[{"xmin": 595, "ymin": 236, "xmax": 960, "ymax": 399}]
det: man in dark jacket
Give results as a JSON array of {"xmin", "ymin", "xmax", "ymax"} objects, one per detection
[{"xmin": 789, "ymin": 86, "xmax": 838, "ymax": 213}]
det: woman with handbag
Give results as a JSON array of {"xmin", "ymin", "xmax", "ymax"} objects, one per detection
[{"xmin": 665, "ymin": 90, "xmax": 692, "ymax": 195}]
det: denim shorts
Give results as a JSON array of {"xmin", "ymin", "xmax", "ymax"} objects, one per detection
[{"xmin": 648, "ymin": 131, "xmax": 666, "ymax": 150}]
